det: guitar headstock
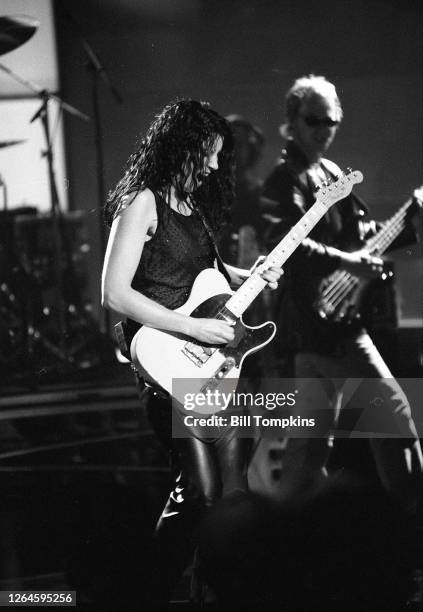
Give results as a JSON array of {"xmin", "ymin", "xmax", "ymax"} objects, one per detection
[{"xmin": 316, "ymin": 169, "xmax": 364, "ymax": 209}]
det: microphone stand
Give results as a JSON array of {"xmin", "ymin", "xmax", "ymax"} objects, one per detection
[
  {"xmin": 84, "ymin": 42, "xmax": 123, "ymax": 336},
  {"xmin": 0, "ymin": 62, "xmax": 90, "ymax": 122}
]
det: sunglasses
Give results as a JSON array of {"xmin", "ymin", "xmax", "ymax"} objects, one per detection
[{"xmin": 301, "ymin": 115, "xmax": 340, "ymax": 128}]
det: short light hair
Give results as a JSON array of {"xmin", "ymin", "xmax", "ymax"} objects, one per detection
[{"xmin": 285, "ymin": 75, "xmax": 343, "ymax": 125}]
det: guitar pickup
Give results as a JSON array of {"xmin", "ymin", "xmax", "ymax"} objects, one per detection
[{"xmin": 182, "ymin": 342, "xmax": 215, "ymax": 367}]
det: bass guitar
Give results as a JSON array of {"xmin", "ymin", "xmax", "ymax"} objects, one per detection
[
  {"xmin": 314, "ymin": 187, "xmax": 423, "ymax": 323},
  {"xmin": 131, "ymin": 170, "xmax": 363, "ymax": 412}
]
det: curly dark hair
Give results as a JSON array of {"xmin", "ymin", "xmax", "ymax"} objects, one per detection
[{"xmin": 105, "ymin": 99, "xmax": 235, "ymax": 230}]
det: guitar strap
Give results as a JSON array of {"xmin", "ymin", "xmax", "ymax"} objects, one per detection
[{"xmin": 195, "ymin": 206, "xmax": 233, "ymax": 284}]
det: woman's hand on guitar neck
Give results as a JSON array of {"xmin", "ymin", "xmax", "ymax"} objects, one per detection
[
  {"xmin": 260, "ymin": 265, "xmax": 283, "ymax": 290},
  {"xmin": 225, "ymin": 260, "xmax": 283, "ymax": 290},
  {"xmin": 250, "ymin": 257, "xmax": 284, "ymax": 290},
  {"xmin": 186, "ymin": 317, "xmax": 235, "ymax": 345},
  {"xmin": 339, "ymin": 249, "xmax": 385, "ymax": 279}
]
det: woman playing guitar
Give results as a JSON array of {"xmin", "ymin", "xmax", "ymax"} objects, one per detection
[{"xmin": 101, "ymin": 99, "xmax": 282, "ymax": 606}]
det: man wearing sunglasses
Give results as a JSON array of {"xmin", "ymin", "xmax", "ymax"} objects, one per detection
[{"xmin": 261, "ymin": 74, "xmax": 422, "ymax": 512}]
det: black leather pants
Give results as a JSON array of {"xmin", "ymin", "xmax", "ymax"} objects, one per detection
[{"xmin": 143, "ymin": 387, "xmax": 252, "ymax": 605}]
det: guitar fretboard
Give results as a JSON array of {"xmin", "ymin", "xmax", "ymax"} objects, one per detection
[
  {"xmin": 367, "ymin": 199, "xmax": 413, "ymax": 256},
  {"xmin": 226, "ymin": 200, "xmax": 329, "ymax": 317}
]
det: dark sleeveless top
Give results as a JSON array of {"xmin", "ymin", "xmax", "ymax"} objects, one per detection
[{"xmin": 126, "ymin": 191, "xmax": 216, "ymax": 338}]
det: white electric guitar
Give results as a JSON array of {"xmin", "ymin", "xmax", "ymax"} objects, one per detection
[{"xmin": 131, "ymin": 170, "xmax": 363, "ymax": 413}]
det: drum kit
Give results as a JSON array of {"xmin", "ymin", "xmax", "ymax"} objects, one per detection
[{"xmin": 0, "ymin": 16, "xmax": 113, "ymax": 383}]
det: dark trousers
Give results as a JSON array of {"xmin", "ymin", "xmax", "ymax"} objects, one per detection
[
  {"xmin": 143, "ymin": 387, "xmax": 251, "ymax": 606},
  {"xmin": 280, "ymin": 333, "xmax": 423, "ymax": 511}
]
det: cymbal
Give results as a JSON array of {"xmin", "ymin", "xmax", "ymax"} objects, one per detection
[
  {"xmin": 0, "ymin": 15, "xmax": 39, "ymax": 56},
  {"xmin": 0, "ymin": 139, "xmax": 26, "ymax": 149}
]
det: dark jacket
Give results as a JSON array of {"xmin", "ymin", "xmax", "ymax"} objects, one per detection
[{"xmin": 261, "ymin": 141, "xmax": 416, "ymax": 354}]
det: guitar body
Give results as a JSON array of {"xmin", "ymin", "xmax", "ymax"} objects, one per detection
[
  {"xmin": 314, "ymin": 254, "xmax": 396, "ymax": 325},
  {"xmin": 312, "ymin": 184, "xmax": 423, "ymax": 325},
  {"xmin": 315, "ymin": 270, "xmax": 371, "ymax": 323},
  {"xmin": 130, "ymin": 268, "xmax": 276, "ymax": 409}
]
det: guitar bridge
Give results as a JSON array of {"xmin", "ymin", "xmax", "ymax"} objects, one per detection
[{"xmin": 182, "ymin": 342, "xmax": 216, "ymax": 367}]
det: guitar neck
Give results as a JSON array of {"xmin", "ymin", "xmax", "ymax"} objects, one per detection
[
  {"xmin": 367, "ymin": 198, "xmax": 413, "ymax": 256},
  {"xmin": 226, "ymin": 199, "xmax": 329, "ymax": 317}
]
